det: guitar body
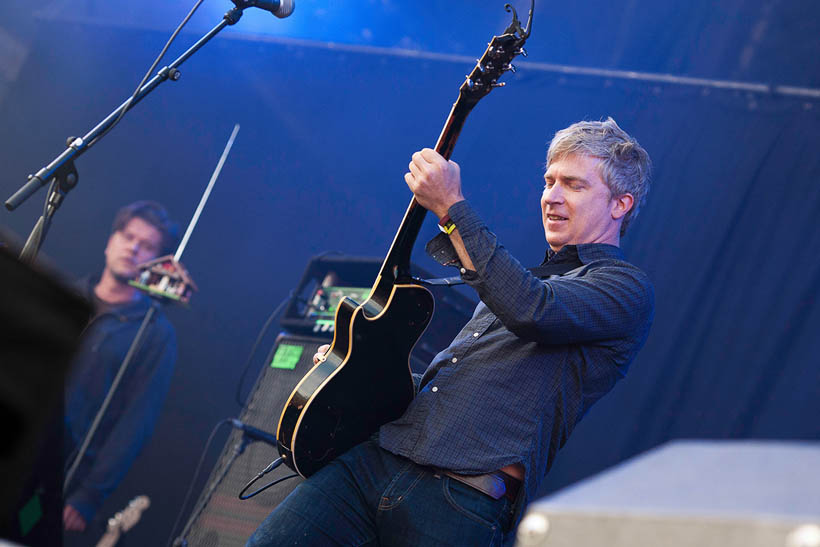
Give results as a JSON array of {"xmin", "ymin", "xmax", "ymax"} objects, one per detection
[
  {"xmin": 276, "ymin": 0, "xmax": 532, "ymax": 478},
  {"xmin": 277, "ymin": 280, "xmax": 434, "ymax": 477}
]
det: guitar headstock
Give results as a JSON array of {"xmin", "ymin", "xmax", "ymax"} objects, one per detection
[
  {"xmin": 458, "ymin": 1, "xmax": 534, "ymax": 106},
  {"xmin": 96, "ymin": 495, "xmax": 150, "ymax": 547},
  {"xmin": 119, "ymin": 495, "xmax": 150, "ymax": 531}
]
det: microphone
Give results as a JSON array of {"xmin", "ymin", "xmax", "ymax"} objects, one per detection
[
  {"xmin": 230, "ymin": 418, "xmax": 278, "ymax": 447},
  {"xmin": 248, "ymin": 0, "xmax": 294, "ymax": 18}
]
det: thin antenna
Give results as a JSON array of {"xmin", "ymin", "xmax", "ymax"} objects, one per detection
[{"xmin": 174, "ymin": 123, "xmax": 240, "ymax": 261}]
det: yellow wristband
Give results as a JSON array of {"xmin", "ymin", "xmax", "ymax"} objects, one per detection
[{"xmin": 438, "ymin": 215, "xmax": 456, "ymax": 235}]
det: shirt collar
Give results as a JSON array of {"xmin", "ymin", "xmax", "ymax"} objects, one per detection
[{"xmin": 542, "ymin": 243, "xmax": 624, "ymax": 265}]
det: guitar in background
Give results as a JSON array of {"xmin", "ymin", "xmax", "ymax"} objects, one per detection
[{"xmin": 95, "ymin": 496, "xmax": 150, "ymax": 547}]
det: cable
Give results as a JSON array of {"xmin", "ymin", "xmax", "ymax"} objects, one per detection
[
  {"xmin": 88, "ymin": 0, "xmax": 207, "ymax": 149},
  {"xmin": 240, "ymin": 473, "xmax": 299, "ymax": 500},
  {"xmin": 237, "ymin": 457, "xmax": 297, "ymax": 500},
  {"xmin": 166, "ymin": 418, "xmax": 232, "ymax": 547},
  {"xmin": 42, "ymin": 179, "xmax": 54, "ymax": 218},
  {"xmin": 234, "ymin": 290, "xmax": 294, "ymax": 408}
]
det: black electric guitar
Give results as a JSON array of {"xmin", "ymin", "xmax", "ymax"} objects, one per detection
[{"xmin": 277, "ymin": 2, "xmax": 534, "ymax": 478}]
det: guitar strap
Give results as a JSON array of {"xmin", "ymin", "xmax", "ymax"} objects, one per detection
[{"xmin": 413, "ymin": 261, "xmax": 581, "ymax": 287}]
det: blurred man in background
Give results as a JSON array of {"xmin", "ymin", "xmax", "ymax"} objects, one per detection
[{"xmin": 63, "ymin": 201, "xmax": 178, "ymax": 539}]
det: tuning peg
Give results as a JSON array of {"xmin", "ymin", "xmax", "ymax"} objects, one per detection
[
  {"xmin": 491, "ymin": 81, "xmax": 506, "ymax": 88},
  {"xmin": 517, "ymin": 47, "xmax": 528, "ymax": 57},
  {"xmin": 504, "ymin": 63, "xmax": 516, "ymax": 73}
]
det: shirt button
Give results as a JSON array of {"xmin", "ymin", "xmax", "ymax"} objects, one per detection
[
  {"xmin": 473, "ymin": 332, "xmax": 479, "ymax": 337},
  {"xmin": 451, "ymin": 357, "xmax": 458, "ymax": 363},
  {"xmin": 432, "ymin": 386, "xmax": 438, "ymax": 392},
  {"xmin": 460, "ymin": 268, "xmax": 466, "ymax": 274}
]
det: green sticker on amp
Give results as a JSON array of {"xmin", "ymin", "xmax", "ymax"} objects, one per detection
[{"xmin": 270, "ymin": 343, "xmax": 304, "ymax": 370}]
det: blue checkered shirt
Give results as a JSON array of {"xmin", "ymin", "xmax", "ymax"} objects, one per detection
[{"xmin": 379, "ymin": 200, "xmax": 654, "ymax": 509}]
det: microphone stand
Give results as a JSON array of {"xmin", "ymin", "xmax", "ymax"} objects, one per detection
[
  {"xmin": 17, "ymin": 157, "xmax": 79, "ymax": 265},
  {"xmin": 6, "ymin": 3, "xmax": 251, "ymax": 265},
  {"xmin": 63, "ymin": 300, "xmax": 162, "ymax": 493}
]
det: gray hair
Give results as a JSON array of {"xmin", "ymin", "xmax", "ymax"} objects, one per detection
[{"xmin": 547, "ymin": 117, "xmax": 651, "ymax": 235}]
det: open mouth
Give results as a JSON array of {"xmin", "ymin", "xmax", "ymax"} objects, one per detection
[{"xmin": 546, "ymin": 214, "xmax": 568, "ymax": 221}]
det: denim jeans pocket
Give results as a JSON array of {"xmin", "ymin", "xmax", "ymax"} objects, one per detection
[
  {"xmin": 378, "ymin": 462, "xmax": 426, "ymax": 510},
  {"xmin": 441, "ymin": 476, "xmax": 511, "ymax": 530}
]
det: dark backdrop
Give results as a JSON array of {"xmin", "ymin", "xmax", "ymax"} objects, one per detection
[{"xmin": 1, "ymin": 0, "xmax": 818, "ymax": 544}]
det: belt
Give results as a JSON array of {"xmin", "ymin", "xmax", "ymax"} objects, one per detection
[{"xmin": 440, "ymin": 469, "xmax": 521, "ymax": 502}]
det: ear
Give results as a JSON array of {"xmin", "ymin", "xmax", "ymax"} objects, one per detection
[{"xmin": 610, "ymin": 193, "xmax": 634, "ymax": 220}]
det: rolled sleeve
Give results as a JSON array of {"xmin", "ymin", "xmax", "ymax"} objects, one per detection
[{"xmin": 430, "ymin": 200, "xmax": 654, "ymax": 345}]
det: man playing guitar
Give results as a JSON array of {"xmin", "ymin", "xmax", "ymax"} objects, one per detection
[{"xmin": 248, "ymin": 118, "xmax": 654, "ymax": 546}]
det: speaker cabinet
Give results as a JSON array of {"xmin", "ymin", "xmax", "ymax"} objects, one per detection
[
  {"xmin": 179, "ymin": 334, "xmax": 322, "ymax": 546},
  {"xmin": 178, "ymin": 332, "xmax": 432, "ymax": 546}
]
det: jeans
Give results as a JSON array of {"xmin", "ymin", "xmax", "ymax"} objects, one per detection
[{"xmin": 246, "ymin": 440, "xmax": 515, "ymax": 546}]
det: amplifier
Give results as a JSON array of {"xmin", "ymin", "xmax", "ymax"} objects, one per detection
[
  {"xmin": 175, "ymin": 333, "xmax": 432, "ymax": 546},
  {"xmin": 177, "ymin": 334, "xmax": 320, "ymax": 546},
  {"xmin": 280, "ymin": 254, "xmax": 475, "ymax": 366}
]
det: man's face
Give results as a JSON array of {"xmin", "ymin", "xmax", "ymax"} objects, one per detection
[
  {"xmin": 103, "ymin": 217, "xmax": 163, "ymax": 282},
  {"xmin": 541, "ymin": 153, "xmax": 628, "ymax": 252}
]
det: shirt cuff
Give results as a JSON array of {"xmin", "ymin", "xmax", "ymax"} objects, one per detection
[
  {"xmin": 65, "ymin": 491, "xmax": 100, "ymax": 522},
  {"xmin": 425, "ymin": 233, "xmax": 459, "ymax": 267},
  {"xmin": 448, "ymin": 200, "xmax": 483, "ymax": 280},
  {"xmin": 424, "ymin": 200, "xmax": 481, "ymax": 275}
]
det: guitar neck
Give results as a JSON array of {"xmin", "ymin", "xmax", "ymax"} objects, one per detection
[
  {"xmin": 379, "ymin": 100, "xmax": 472, "ymax": 281},
  {"xmin": 376, "ymin": 1, "xmax": 533, "ymax": 282}
]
